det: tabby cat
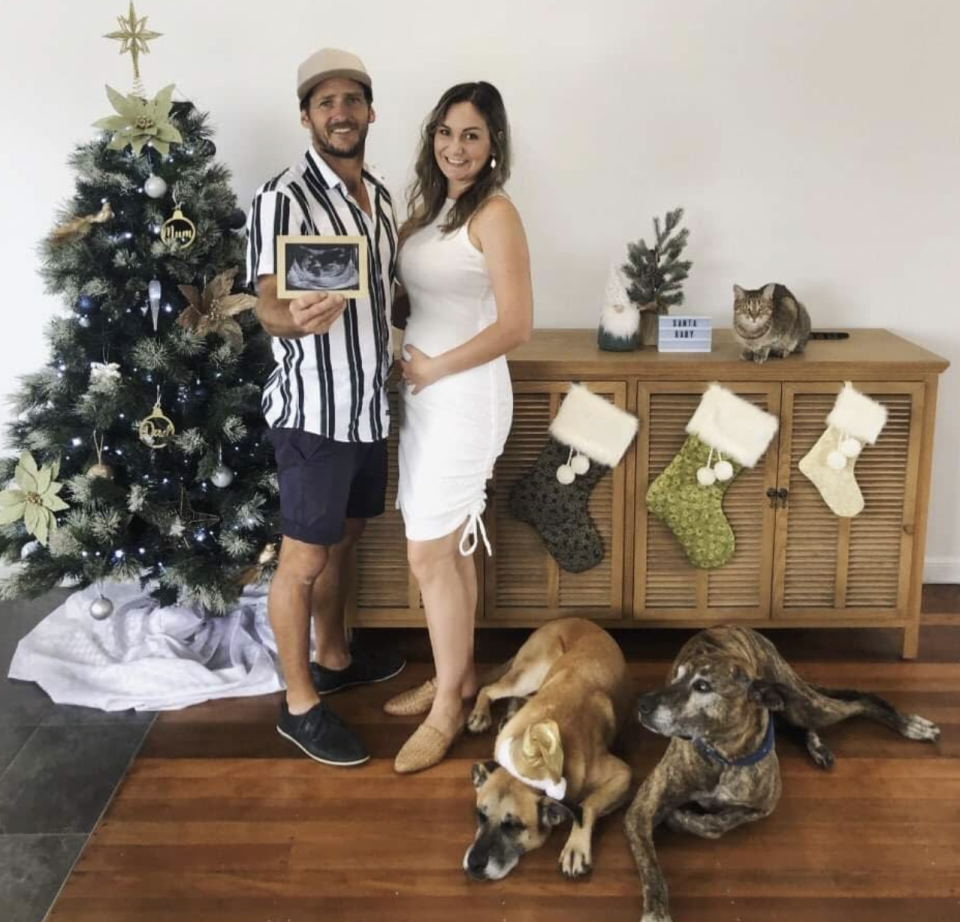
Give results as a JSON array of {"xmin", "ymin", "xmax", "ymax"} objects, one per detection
[{"xmin": 732, "ymin": 283, "xmax": 811, "ymax": 363}]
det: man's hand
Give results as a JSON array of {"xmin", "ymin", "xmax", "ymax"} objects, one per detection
[{"xmin": 290, "ymin": 292, "xmax": 347, "ymax": 335}]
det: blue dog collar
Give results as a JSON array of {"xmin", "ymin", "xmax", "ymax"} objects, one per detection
[{"xmin": 695, "ymin": 716, "xmax": 776, "ymax": 768}]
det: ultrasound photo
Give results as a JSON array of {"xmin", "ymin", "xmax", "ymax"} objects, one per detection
[{"xmin": 277, "ymin": 236, "xmax": 368, "ymax": 299}]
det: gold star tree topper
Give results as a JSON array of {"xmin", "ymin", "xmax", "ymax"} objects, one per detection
[{"xmin": 104, "ymin": 2, "xmax": 162, "ymax": 93}]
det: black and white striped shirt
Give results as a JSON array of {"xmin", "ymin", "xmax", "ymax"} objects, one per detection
[{"xmin": 246, "ymin": 148, "xmax": 397, "ymax": 442}]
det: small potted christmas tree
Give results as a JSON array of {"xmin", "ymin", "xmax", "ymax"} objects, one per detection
[{"xmin": 622, "ymin": 208, "xmax": 692, "ymax": 346}]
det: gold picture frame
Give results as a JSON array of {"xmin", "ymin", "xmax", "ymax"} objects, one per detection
[{"xmin": 276, "ymin": 235, "xmax": 368, "ymax": 300}]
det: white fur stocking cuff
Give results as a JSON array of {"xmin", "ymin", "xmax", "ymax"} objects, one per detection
[
  {"xmin": 826, "ymin": 382, "xmax": 887, "ymax": 445},
  {"xmin": 549, "ymin": 384, "xmax": 639, "ymax": 467},
  {"xmin": 686, "ymin": 383, "xmax": 779, "ymax": 468}
]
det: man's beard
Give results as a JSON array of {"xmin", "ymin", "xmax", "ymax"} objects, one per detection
[{"xmin": 313, "ymin": 123, "xmax": 367, "ymax": 159}]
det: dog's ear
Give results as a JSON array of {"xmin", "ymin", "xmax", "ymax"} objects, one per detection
[
  {"xmin": 471, "ymin": 760, "xmax": 499, "ymax": 789},
  {"xmin": 538, "ymin": 797, "xmax": 575, "ymax": 829},
  {"xmin": 748, "ymin": 679, "xmax": 790, "ymax": 712}
]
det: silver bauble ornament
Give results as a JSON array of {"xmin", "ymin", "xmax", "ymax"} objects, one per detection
[
  {"xmin": 90, "ymin": 596, "xmax": 114, "ymax": 620},
  {"xmin": 570, "ymin": 454, "xmax": 590, "ymax": 475},
  {"xmin": 144, "ymin": 174, "xmax": 168, "ymax": 199},
  {"xmin": 714, "ymin": 460, "xmax": 734, "ymax": 482},
  {"xmin": 556, "ymin": 464, "xmax": 575, "ymax": 485},
  {"xmin": 87, "ymin": 463, "xmax": 115, "ymax": 480},
  {"xmin": 210, "ymin": 464, "xmax": 235, "ymax": 488}
]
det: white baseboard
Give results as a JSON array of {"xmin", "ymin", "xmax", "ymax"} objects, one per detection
[{"xmin": 923, "ymin": 558, "xmax": 960, "ymax": 584}]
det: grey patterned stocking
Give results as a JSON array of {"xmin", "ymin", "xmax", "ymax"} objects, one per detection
[{"xmin": 509, "ymin": 439, "xmax": 607, "ymax": 573}]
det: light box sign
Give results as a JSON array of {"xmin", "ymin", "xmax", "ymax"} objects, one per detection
[{"xmin": 658, "ymin": 315, "xmax": 712, "ymax": 352}]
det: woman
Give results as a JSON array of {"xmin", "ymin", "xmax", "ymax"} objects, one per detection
[{"xmin": 385, "ymin": 82, "xmax": 533, "ymax": 773}]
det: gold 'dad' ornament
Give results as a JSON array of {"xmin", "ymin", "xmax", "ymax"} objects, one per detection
[{"xmin": 138, "ymin": 392, "xmax": 175, "ymax": 448}]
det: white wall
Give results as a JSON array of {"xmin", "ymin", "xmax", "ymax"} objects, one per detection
[{"xmin": 2, "ymin": 0, "xmax": 957, "ymax": 578}]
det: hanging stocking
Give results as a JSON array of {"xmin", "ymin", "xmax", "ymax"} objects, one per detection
[
  {"xmin": 798, "ymin": 382, "xmax": 887, "ymax": 518},
  {"xmin": 510, "ymin": 385, "xmax": 638, "ymax": 573},
  {"xmin": 646, "ymin": 384, "xmax": 779, "ymax": 569}
]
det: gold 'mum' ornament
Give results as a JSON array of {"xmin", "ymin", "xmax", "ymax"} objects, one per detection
[
  {"xmin": 139, "ymin": 391, "xmax": 175, "ymax": 448},
  {"xmin": 161, "ymin": 207, "xmax": 196, "ymax": 251}
]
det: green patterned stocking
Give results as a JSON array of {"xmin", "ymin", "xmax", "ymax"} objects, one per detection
[
  {"xmin": 645, "ymin": 384, "xmax": 779, "ymax": 570},
  {"xmin": 646, "ymin": 435, "xmax": 743, "ymax": 568}
]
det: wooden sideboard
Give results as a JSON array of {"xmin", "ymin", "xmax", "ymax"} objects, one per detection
[{"xmin": 348, "ymin": 329, "xmax": 949, "ymax": 658}]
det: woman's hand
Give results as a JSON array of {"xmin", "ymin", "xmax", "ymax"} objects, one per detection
[{"xmin": 400, "ymin": 344, "xmax": 442, "ymax": 394}]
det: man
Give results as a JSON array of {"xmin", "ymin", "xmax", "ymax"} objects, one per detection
[{"xmin": 246, "ymin": 48, "xmax": 403, "ymax": 766}]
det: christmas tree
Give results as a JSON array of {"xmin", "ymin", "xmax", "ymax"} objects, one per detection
[
  {"xmin": 0, "ymin": 5, "xmax": 277, "ymax": 617},
  {"xmin": 622, "ymin": 207, "xmax": 692, "ymax": 313}
]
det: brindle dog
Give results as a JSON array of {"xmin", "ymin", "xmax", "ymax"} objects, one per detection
[{"xmin": 624, "ymin": 625, "xmax": 940, "ymax": 922}]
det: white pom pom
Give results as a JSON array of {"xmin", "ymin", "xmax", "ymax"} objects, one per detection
[
  {"xmin": 840, "ymin": 437, "xmax": 862, "ymax": 458},
  {"xmin": 570, "ymin": 454, "xmax": 590, "ymax": 475},
  {"xmin": 697, "ymin": 466, "xmax": 717, "ymax": 486},
  {"xmin": 556, "ymin": 465, "xmax": 575, "ymax": 485},
  {"xmin": 827, "ymin": 450, "xmax": 847, "ymax": 470},
  {"xmin": 714, "ymin": 460, "xmax": 734, "ymax": 482}
]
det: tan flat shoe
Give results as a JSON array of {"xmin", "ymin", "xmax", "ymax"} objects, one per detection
[
  {"xmin": 383, "ymin": 677, "xmax": 437, "ymax": 716},
  {"xmin": 394, "ymin": 718, "xmax": 465, "ymax": 774}
]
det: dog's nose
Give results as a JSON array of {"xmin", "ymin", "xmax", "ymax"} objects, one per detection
[
  {"xmin": 466, "ymin": 850, "xmax": 487, "ymax": 876},
  {"xmin": 636, "ymin": 694, "xmax": 657, "ymax": 717}
]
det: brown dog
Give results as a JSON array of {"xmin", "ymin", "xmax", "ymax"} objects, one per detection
[
  {"xmin": 464, "ymin": 618, "xmax": 633, "ymax": 880},
  {"xmin": 624, "ymin": 625, "xmax": 941, "ymax": 922}
]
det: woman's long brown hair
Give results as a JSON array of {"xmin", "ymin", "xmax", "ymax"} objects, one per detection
[{"xmin": 399, "ymin": 82, "xmax": 511, "ymax": 247}]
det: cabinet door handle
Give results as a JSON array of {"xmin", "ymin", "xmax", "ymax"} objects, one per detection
[
  {"xmin": 766, "ymin": 487, "xmax": 779, "ymax": 509},
  {"xmin": 777, "ymin": 488, "xmax": 789, "ymax": 508}
]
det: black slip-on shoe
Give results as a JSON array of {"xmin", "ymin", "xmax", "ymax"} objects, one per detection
[
  {"xmin": 310, "ymin": 645, "xmax": 406, "ymax": 696},
  {"xmin": 276, "ymin": 700, "xmax": 369, "ymax": 767}
]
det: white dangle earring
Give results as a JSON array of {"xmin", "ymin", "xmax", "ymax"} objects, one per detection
[{"xmin": 490, "ymin": 156, "xmax": 497, "ymax": 170}]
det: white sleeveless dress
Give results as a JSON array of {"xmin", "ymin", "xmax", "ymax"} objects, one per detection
[{"xmin": 396, "ymin": 199, "xmax": 513, "ymax": 554}]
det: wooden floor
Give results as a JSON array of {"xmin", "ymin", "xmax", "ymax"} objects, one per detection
[{"xmin": 49, "ymin": 590, "xmax": 960, "ymax": 922}]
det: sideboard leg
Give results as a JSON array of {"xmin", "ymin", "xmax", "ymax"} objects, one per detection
[{"xmin": 902, "ymin": 622, "xmax": 919, "ymax": 660}]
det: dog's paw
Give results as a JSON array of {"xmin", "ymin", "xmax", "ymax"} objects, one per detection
[
  {"xmin": 903, "ymin": 714, "xmax": 940, "ymax": 742},
  {"xmin": 558, "ymin": 841, "xmax": 592, "ymax": 879},
  {"xmin": 467, "ymin": 707, "xmax": 492, "ymax": 734},
  {"xmin": 641, "ymin": 914, "xmax": 673, "ymax": 922},
  {"xmin": 805, "ymin": 731, "xmax": 835, "ymax": 770}
]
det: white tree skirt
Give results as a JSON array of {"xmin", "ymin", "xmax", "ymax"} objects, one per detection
[{"xmin": 7, "ymin": 582, "xmax": 284, "ymax": 711}]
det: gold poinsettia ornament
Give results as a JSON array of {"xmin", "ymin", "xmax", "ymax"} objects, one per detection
[
  {"xmin": 0, "ymin": 452, "xmax": 69, "ymax": 546},
  {"xmin": 93, "ymin": 83, "xmax": 183, "ymax": 157},
  {"xmin": 177, "ymin": 268, "xmax": 257, "ymax": 351}
]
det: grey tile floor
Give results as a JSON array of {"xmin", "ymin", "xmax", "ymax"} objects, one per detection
[{"xmin": 0, "ymin": 590, "xmax": 155, "ymax": 922}]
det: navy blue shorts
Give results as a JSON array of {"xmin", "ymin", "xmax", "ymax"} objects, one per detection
[{"xmin": 268, "ymin": 428, "xmax": 388, "ymax": 546}]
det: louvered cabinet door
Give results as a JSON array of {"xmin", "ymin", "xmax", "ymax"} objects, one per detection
[
  {"xmin": 634, "ymin": 382, "xmax": 780, "ymax": 621},
  {"xmin": 350, "ymin": 387, "xmax": 426, "ymax": 625},
  {"xmin": 772, "ymin": 383, "xmax": 923, "ymax": 620},
  {"xmin": 484, "ymin": 381, "xmax": 628, "ymax": 622}
]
